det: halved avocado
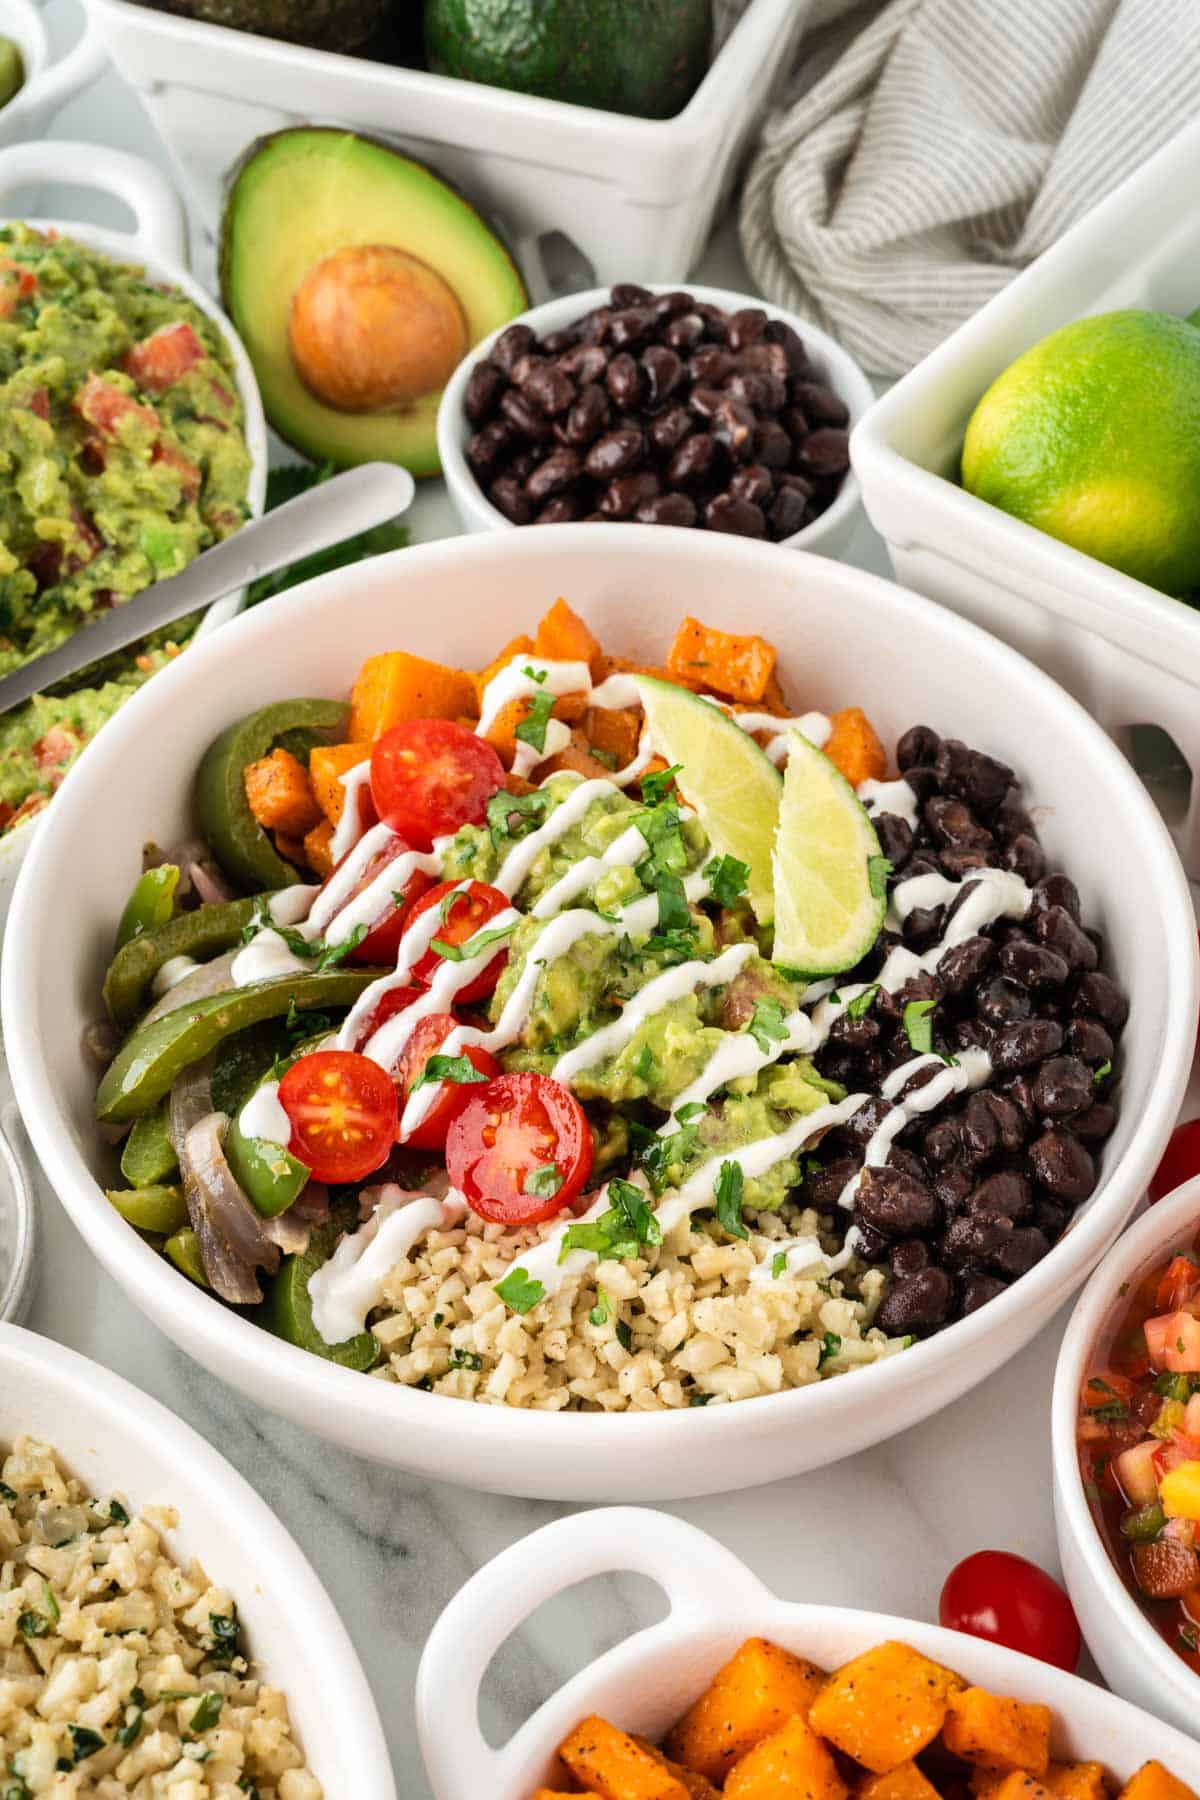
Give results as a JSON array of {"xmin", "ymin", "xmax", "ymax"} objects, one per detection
[
  {"xmin": 219, "ymin": 128, "xmax": 528, "ymax": 477},
  {"xmin": 163, "ymin": 0, "xmax": 388, "ymax": 51}
]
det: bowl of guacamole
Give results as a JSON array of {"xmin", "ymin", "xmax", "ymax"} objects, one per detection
[{"xmin": 0, "ymin": 217, "xmax": 266, "ymax": 880}]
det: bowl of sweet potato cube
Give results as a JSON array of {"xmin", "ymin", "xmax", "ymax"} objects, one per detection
[{"xmin": 417, "ymin": 1506, "xmax": 1200, "ymax": 1800}]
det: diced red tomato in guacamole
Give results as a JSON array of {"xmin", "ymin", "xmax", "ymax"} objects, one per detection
[
  {"xmin": 152, "ymin": 439, "xmax": 202, "ymax": 501},
  {"xmin": 73, "ymin": 375, "xmax": 159, "ymax": 438},
  {"xmin": 123, "ymin": 321, "xmax": 205, "ymax": 393},
  {"xmin": 0, "ymin": 260, "xmax": 36, "ymax": 319}
]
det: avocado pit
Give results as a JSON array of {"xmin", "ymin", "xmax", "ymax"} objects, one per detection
[{"xmin": 288, "ymin": 244, "xmax": 469, "ymax": 415}]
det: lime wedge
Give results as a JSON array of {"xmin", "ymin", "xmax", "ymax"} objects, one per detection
[
  {"xmin": 634, "ymin": 675, "xmax": 782, "ymax": 924},
  {"xmin": 771, "ymin": 730, "xmax": 886, "ymax": 975}
]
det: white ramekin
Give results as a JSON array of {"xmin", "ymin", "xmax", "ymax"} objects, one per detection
[
  {"xmin": 438, "ymin": 284, "xmax": 874, "ymax": 560},
  {"xmin": 0, "ymin": 1320, "xmax": 395, "ymax": 1796},
  {"xmin": 4, "ymin": 525, "xmax": 1195, "ymax": 1501},
  {"xmin": 0, "ymin": 139, "xmax": 268, "ymax": 909},
  {"xmin": 417, "ymin": 1506, "xmax": 1200, "ymax": 1797},
  {"xmin": 0, "ymin": 0, "xmax": 106, "ymax": 147},
  {"xmin": 1053, "ymin": 1174, "xmax": 1200, "ymax": 1733}
]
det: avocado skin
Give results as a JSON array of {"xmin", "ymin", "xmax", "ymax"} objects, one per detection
[
  {"xmin": 425, "ymin": 0, "xmax": 713, "ymax": 119},
  {"xmin": 162, "ymin": 0, "xmax": 389, "ymax": 51}
]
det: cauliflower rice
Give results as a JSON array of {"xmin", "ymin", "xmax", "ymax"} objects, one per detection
[
  {"xmin": 367, "ymin": 1200, "xmax": 906, "ymax": 1411},
  {"xmin": 0, "ymin": 1436, "xmax": 320, "ymax": 1798}
]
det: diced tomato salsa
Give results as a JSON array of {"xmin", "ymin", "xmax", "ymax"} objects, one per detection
[{"xmin": 1078, "ymin": 1234, "xmax": 1200, "ymax": 1670}]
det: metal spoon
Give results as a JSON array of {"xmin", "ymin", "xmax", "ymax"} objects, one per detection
[{"xmin": 0, "ymin": 461, "xmax": 416, "ymax": 717}]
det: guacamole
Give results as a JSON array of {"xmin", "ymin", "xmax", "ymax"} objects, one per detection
[{"xmin": 0, "ymin": 224, "xmax": 251, "ymax": 833}]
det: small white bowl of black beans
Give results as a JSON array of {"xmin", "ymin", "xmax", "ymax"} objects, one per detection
[{"xmin": 438, "ymin": 282, "xmax": 875, "ymax": 556}]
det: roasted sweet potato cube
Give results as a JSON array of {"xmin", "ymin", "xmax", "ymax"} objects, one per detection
[
  {"xmin": 559, "ymin": 1716, "xmax": 691, "ymax": 1800},
  {"xmin": 758, "ymin": 665, "xmax": 792, "ymax": 717},
  {"xmin": 665, "ymin": 1637, "xmax": 826, "ymax": 1786},
  {"xmin": 859, "ymin": 1762, "xmax": 943, "ymax": 1800},
  {"xmin": 475, "ymin": 633, "xmax": 536, "ymax": 708},
  {"xmin": 1119, "ymin": 1766, "xmax": 1200, "ymax": 1800},
  {"xmin": 243, "ymin": 747, "xmax": 323, "ymax": 836},
  {"xmin": 531, "ymin": 1791, "xmax": 603, "ymax": 1800},
  {"xmin": 535, "ymin": 597, "xmax": 604, "ymax": 677},
  {"xmin": 348, "ymin": 649, "xmax": 477, "ymax": 740},
  {"xmin": 633, "ymin": 1737, "xmax": 721, "ymax": 1800},
  {"xmin": 943, "ymin": 1690, "xmax": 1051, "ymax": 1776},
  {"xmin": 302, "ymin": 818, "xmax": 334, "ymax": 879},
  {"xmin": 725, "ymin": 1715, "xmax": 848, "ymax": 1800},
  {"xmin": 822, "ymin": 707, "xmax": 888, "ymax": 786},
  {"xmin": 666, "ymin": 617, "xmax": 777, "ymax": 704},
  {"xmin": 272, "ymin": 831, "xmax": 307, "ymax": 868},
  {"xmin": 309, "ymin": 742, "xmax": 370, "ymax": 825},
  {"xmin": 978, "ymin": 1777, "xmax": 1055, "ymax": 1800},
  {"xmin": 542, "ymin": 726, "xmax": 623, "ymax": 783},
  {"xmin": 585, "ymin": 705, "xmax": 642, "ymax": 768},
  {"xmin": 808, "ymin": 1642, "xmax": 964, "ymax": 1774},
  {"xmin": 1044, "ymin": 1765, "xmax": 1110, "ymax": 1800}
]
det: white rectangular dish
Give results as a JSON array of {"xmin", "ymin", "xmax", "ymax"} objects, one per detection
[
  {"xmin": 851, "ymin": 117, "xmax": 1200, "ymax": 876},
  {"xmin": 82, "ymin": 0, "xmax": 807, "ymax": 290}
]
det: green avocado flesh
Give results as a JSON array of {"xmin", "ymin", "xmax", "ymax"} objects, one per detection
[
  {"xmin": 425, "ymin": 0, "xmax": 713, "ymax": 118},
  {"xmin": 162, "ymin": 0, "xmax": 388, "ymax": 50},
  {"xmin": 219, "ymin": 128, "xmax": 529, "ymax": 476}
]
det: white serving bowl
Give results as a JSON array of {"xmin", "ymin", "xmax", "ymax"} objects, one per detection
[
  {"xmin": 3, "ymin": 525, "xmax": 1195, "ymax": 1502},
  {"xmin": 0, "ymin": 138, "xmax": 268, "ymax": 918},
  {"xmin": 0, "ymin": 1320, "xmax": 395, "ymax": 1796},
  {"xmin": 0, "ymin": 0, "xmax": 105, "ymax": 147},
  {"xmin": 417, "ymin": 1506, "xmax": 1200, "ymax": 1798},
  {"xmin": 1053, "ymin": 1175, "xmax": 1200, "ymax": 1733},
  {"xmin": 438, "ymin": 284, "xmax": 874, "ymax": 560}
]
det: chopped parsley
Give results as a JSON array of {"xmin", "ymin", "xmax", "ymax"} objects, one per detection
[
  {"xmin": 514, "ymin": 687, "xmax": 557, "ymax": 754},
  {"xmin": 411, "ymin": 1053, "xmax": 489, "ymax": 1093},
  {"xmin": 589, "ymin": 1289, "xmax": 612, "ymax": 1326},
  {"xmin": 561, "ymin": 1178, "xmax": 662, "ymax": 1262},
  {"xmin": 845, "ymin": 984, "xmax": 879, "ymax": 1021},
  {"xmin": 630, "ymin": 1119, "xmax": 701, "ymax": 1195},
  {"xmin": 867, "ymin": 855, "xmax": 893, "ymax": 898},
  {"xmin": 189, "ymin": 1693, "xmax": 223, "ymax": 1734},
  {"xmin": 1085, "ymin": 1398, "xmax": 1129, "ymax": 1422},
  {"xmin": 771, "ymin": 1251, "xmax": 788, "ymax": 1279},
  {"xmin": 431, "ymin": 919, "xmax": 516, "ymax": 964},
  {"xmin": 486, "ymin": 788, "xmax": 548, "ymax": 846},
  {"xmin": 747, "ymin": 996, "xmax": 789, "ymax": 1056},
  {"xmin": 237, "ymin": 897, "xmax": 364, "ymax": 969},
  {"xmin": 449, "ymin": 1348, "xmax": 484, "ymax": 1371},
  {"xmin": 115, "ymin": 1688, "xmax": 146, "ymax": 1749},
  {"xmin": 616, "ymin": 1319, "xmax": 634, "ymax": 1352},
  {"xmin": 1094, "ymin": 1059, "xmax": 1112, "ymax": 1083},
  {"xmin": 642, "ymin": 763, "xmax": 683, "ymax": 803},
  {"xmin": 525, "ymin": 1163, "xmax": 563, "ymax": 1199},
  {"xmin": 705, "ymin": 853, "xmax": 749, "ymax": 908},
  {"xmin": 818, "ymin": 1331, "xmax": 842, "ymax": 1367},
  {"xmin": 17, "ymin": 1609, "xmax": 50, "ymax": 1639},
  {"xmin": 314, "ymin": 925, "xmax": 366, "ymax": 970},
  {"xmin": 633, "ymin": 1043, "xmax": 656, "ymax": 1081},
  {"xmin": 206, "ymin": 1607, "xmax": 239, "ymax": 1668},
  {"xmin": 714, "ymin": 1160, "xmax": 747, "ymax": 1240},
  {"xmin": 106, "ymin": 1497, "xmax": 130, "ymax": 1526},
  {"xmin": 902, "ymin": 997, "xmax": 937, "ymax": 1056},
  {"xmin": 635, "ymin": 799, "xmax": 688, "ymax": 878},
  {"xmin": 522, "ymin": 664, "xmax": 549, "ymax": 684},
  {"xmin": 67, "ymin": 1726, "xmax": 105, "ymax": 1764},
  {"xmin": 495, "ymin": 1268, "xmax": 545, "ymax": 1314}
]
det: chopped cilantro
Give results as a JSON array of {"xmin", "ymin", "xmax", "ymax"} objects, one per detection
[
  {"xmin": 486, "ymin": 788, "xmax": 548, "ymax": 847},
  {"xmin": 411, "ymin": 1053, "xmax": 489, "ymax": 1093},
  {"xmin": 616, "ymin": 1319, "xmax": 634, "ymax": 1352},
  {"xmin": 0, "ymin": 1480, "xmax": 16, "ymax": 1504},
  {"xmin": 642, "ymin": 763, "xmax": 683, "ymax": 803},
  {"xmin": 675, "ymin": 1101, "xmax": 706, "ymax": 1123},
  {"xmin": 771, "ymin": 1251, "xmax": 788, "ymax": 1279},
  {"xmin": 314, "ymin": 924, "xmax": 366, "ymax": 970},
  {"xmin": 902, "ymin": 997, "xmax": 937, "ymax": 1056},
  {"xmin": 635, "ymin": 799, "xmax": 688, "ymax": 877},
  {"xmin": 705, "ymin": 853, "xmax": 749, "ymax": 908},
  {"xmin": 633, "ymin": 1043, "xmax": 656, "ymax": 1081},
  {"xmin": 630, "ymin": 1119, "xmax": 701, "ymax": 1195},
  {"xmin": 1094, "ymin": 1059, "xmax": 1112, "ymax": 1083},
  {"xmin": 449, "ymin": 1348, "xmax": 484, "ymax": 1371},
  {"xmin": 522, "ymin": 664, "xmax": 549, "ymax": 684},
  {"xmin": 609, "ymin": 1178, "xmax": 663, "ymax": 1250},
  {"xmin": 206, "ymin": 1607, "xmax": 239, "ymax": 1668},
  {"xmin": 867, "ymin": 855, "xmax": 893, "ymax": 898},
  {"xmin": 591, "ymin": 747, "xmax": 619, "ymax": 770},
  {"xmin": 495, "ymin": 1268, "xmax": 545, "ymax": 1314},
  {"xmin": 431, "ymin": 920, "xmax": 516, "ymax": 964},
  {"xmin": 845, "ymin": 984, "xmax": 879, "ymax": 1021},
  {"xmin": 17, "ymin": 1610, "xmax": 49, "ymax": 1639},
  {"xmin": 525, "ymin": 1163, "xmax": 563, "ymax": 1199},
  {"xmin": 590, "ymin": 1289, "xmax": 612, "ymax": 1326},
  {"xmin": 68, "ymin": 1726, "xmax": 105, "ymax": 1764},
  {"xmin": 116, "ymin": 1688, "xmax": 145, "ymax": 1748},
  {"xmin": 714, "ymin": 1160, "xmax": 747, "ymax": 1240},
  {"xmin": 747, "ymin": 997, "xmax": 789, "ymax": 1056},
  {"xmin": 514, "ymin": 687, "xmax": 556, "ymax": 754},
  {"xmin": 689, "ymin": 1391, "xmax": 712, "ymax": 1407},
  {"xmin": 189, "ymin": 1693, "xmax": 223, "ymax": 1734},
  {"xmin": 105, "ymin": 1497, "xmax": 130, "ymax": 1526},
  {"xmin": 818, "ymin": 1331, "xmax": 842, "ymax": 1367},
  {"xmin": 649, "ymin": 870, "xmax": 691, "ymax": 933}
]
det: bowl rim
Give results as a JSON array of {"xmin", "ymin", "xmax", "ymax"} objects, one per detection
[
  {"xmin": 4, "ymin": 526, "xmax": 1195, "ymax": 1489},
  {"xmin": 417, "ymin": 1504, "xmax": 1200, "ymax": 1797},
  {"xmin": 437, "ymin": 283, "xmax": 875, "ymax": 551},
  {"xmin": 0, "ymin": 1318, "xmax": 396, "ymax": 1796},
  {"xmin": 1052, "ymin": 1171, "xmax": 1200, "ymax": 1717}
]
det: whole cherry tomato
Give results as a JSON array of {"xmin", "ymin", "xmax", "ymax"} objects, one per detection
[
  {"xmin": 391, "ymin": 1012, "xmax": 500, "ymax": 1151},
  {"xmin": 446, "ymin": 1072, "xmax": 593, "ymax": 1225},
  {"xmin": 1150, "ymin": 1119, "xmax": 1200, "ymax": 1204},
  {"xmin": 277, "ymin": 1050, "xmax": 398, "ymax": 1184},
  {"xmin": 404, "ymin": 880, "xmax": 512, "ymax": 1004},
  {"xmin": 369, "ymin": 719, "xmax": 503, "ymax": 851},
  {"xmin": 939, "ymin": 1551, "xmax": 1080, "ymax": 1671}
]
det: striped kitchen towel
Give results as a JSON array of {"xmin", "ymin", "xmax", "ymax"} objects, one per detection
[{"xmin": 739, "ymin": 0, "xmax": 1200, "ymax": 376}]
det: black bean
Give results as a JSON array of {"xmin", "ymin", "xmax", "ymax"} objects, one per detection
[
  {"xmin": 1035, "ymin": 1196, "xmax": 1071, "ymax": 1239},
  {"xmin": 726, "ymin": 369, "xmax": 788, "ymax": 412},
  {"xmin": 940, "ymin": 849, "xmax": 990, "ymax": 879},
  {"xmin": 990, "ymin": 1017, "xmax": 1064, "ymax": 1071},
  {"xmin": 729, "ymin": 464, "xmax": 774, "ymax": 507},
  {"xmin": 857, "ymin": 1165, "xmax": 941, "ymax": 1237},
  {"xmin": 925, "ymin": 796, "xmax": 993, "ymax": 851},
  {"xmin": 965, "ymin": 1169, "xmax": 1033, "ymax": 1222},
  {"xmin": 756, "ymin": 421, "xmax": 795, "ymax": 471},
  {"xmin": 763, "ymin": 317, "xmax": 810, "ymax": 372},
  {"xmin": 557, "ymin": 342, "xmax": 608, "ymax": 384},
  {"xmin": 765, "ymin": 486, "xmax": 806, "ymax": 539},
  {"xmin": 524, "ymin": 446, "xmax": 582, "ymax": 503},
  {"xmin": 932, "ymin": 1164, "xmax": 974, "ymax": 1215},
  {"xmin": 828, "ymin": 1014, "xmax": 880, "ymax": 1054},
  {"xmin": 705, "ymin": 492, "xmax": 766, "ymax": 537},
  {"xmin": 1068, "ymin": 1017, "xmax": 1114, "ymax": 1066},
  {"xmin": 938, "ymin": 935, "xmax": 994, "ymax": 996},
  {"xmin": 897, "ymin": 726, "xmax": 940, "ymax": 770},
  {"xmin": 960, "ymin": 1272, "xmax": 1007, "ymax": 1315},
  {"xmin": 518, "ymin": 357, "xmax": 574, "ymax": 416},
  {"xmin": 876, "ymin": 1268, "xmax": 953, "ymax": 1336},
  {"xmin": 642, "ymin": 344, "xmax": 684, "ymax": 409},
  {"xmin": 535, "ymin": 494, "xmax": 580, "ymax": 524},
  {"xmin": 464, "ymin": 360, "xmax": 506, "ymax": 425},
  {"xmin": 607, "ymin": 306, "xmax": 655, "ymax": 350},
  {"xmin": 726, "ymin": 306, "xmax": 768, "ymax": 350},
  {"xmin": 997, "ymin": 939, "xmax": 1069, "ymax": 989},
  {"xmin": 636, "ymin": 491, "xmax": 698, "ymax": 527},
  {"xmin": 491, "ymin": 322, "xmax": 535, "ymax": 373},
  {"xmin": 891, "ymin": 1238, "xmax": 932, "ymax": 1278},
  {"xmin": 901, "ymin": 765, "xmax": 941, "ymax": 805},
  {"xmin": 1030, "ymin": 872, "xmax": 1081, "ymax": 922},
  {"xmin": 873, "ymin": 812, "xmax": 913, "ymax": 869},
  {"xmin": 1071, "ymin": 1102, "xmax": 1117, "ymax": 1143},
  {"xmin": 466, "ymin": 418, "xmax": 517, "ymax": 479},
  {"xmin": 943, "ymin": 1211, "xmax": 1013, "ymax": 1266},
  {"xmin": 853, "ymin": 1223, "xmax": 890, "ymax": 1264},
  {"xmin": 507, "ymin": 449, "xmax": 537, "ymax": 481},
  {"xmin": 955, "ymin": 1017, "xmax": 993, "ymax": 1052},
  {"xmin": 599, "ymin": 471, "xmax": 660, "ymax": 518},
  {"xmin": 667, "ymin": 432, "xmax": 720, "ymax": 488},
  {"xmin": 1029, "ymin": 1127, "xmax": 1095, "ymax": 1201},
  {"xmin": 648, "ymin": 404, "xmax": 692, "ymax": 455},
  {"xmin": 789, "ymin": 379, "xmax": 850, "ymax": 427},
  {"xmin": 584, "ymin": 428, "xmax": 644, "ymax": 480},
  {"xmin": 793, "ymin": 427, "xmax": 850, "ymax": 475},
  {"xmin": 1003, "ymin": 834, "xmax": 1046, "ymax": 883},
  {"xmin": 740, "ymin": 340, "xmax": 790, "ymax": 378},
  {"xmin": 1032, "ymin": 1054, "xmax": 1094, "ymax": 1119},
  {"xmin": 902, "ymin": 905, "xmax": 945, "ymax": 951},
  {"xmin": 993, "ymin": 1226, "xmax": 1051, "ymax": 1279},
  {"xmin": 934, "ymin": 738, "xmax": 1014, "ymax": 813},
  {"xmin": 606, "ymin": 353, "xmax": 644, "ymax": 410},
  {"xmin": 709, "ymin": 397, "xmax": 759, "ymax": 462},
  {"xmin": 1036, "ymin": 904, "xmax": 1099, "ymax": 972},
  {"xmin": 540, "ymin": 328, "xmax": 577, "ymax": 355},
  {"xmin": 962, "ymin": 1090, "xmax": 1026, "ymax": 1159},
  {"xmin": 610, "ymin": 282, "xmax": 653, "ymax": 307},
  {"xmin": 978, "ymin": 977, "xmax": 1032, "ymax": 1027},
  {"xmin": 488, "ymin": 474, "xmax": 534, "ymax": 524},
  {"xmin": 651, "ymin": 289, "xmax": 693, "ymax": 321},
  {"xmin": 806, "ymin": 1155, "xmax": 858, "ymax": 1210},
  {"xmin": 1007, "ymin": 1072, "xmax": 1038, "ymax": 1123},
  {"xmin": 663, "ymin": 311, "xmax": 706, "ymax": 352},
  {"xmin": 780, "ymin": 405, "xmax": 810, "ymax": 444},
  {"xmin": 1072, "ymin": 970, "xmax": 1129, "ymax": 1031},
  {"xmin": 499, "ymin": 387, "xmax": 554, "ymax": 443},
  {"xmin": 563, "ymin": 384, "xmax": 610, "ymax": 446},
  {"xmin": 689, "ymin": 348, "xmax": 737, "ymax": 386},
  {"xmin": 923, "ymin": 1116, "xmax": 962, "ymax": 1167}
]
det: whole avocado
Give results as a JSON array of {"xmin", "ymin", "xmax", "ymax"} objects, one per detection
[
  {"xmin": 425, "ymin": 0, "xmax": 714, "ymax": 118},
  {"xmin": 160, "ymin": 0, "xmax": 389, "ymax": 51}
]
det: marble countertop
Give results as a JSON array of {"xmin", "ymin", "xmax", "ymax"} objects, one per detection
[{"xmin": 10, "ymin": 8, "xmax": 1194, "ymax": 1791}]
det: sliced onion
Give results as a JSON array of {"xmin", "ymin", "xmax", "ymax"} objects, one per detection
[
  {"xmin": 139, "ymin": 950, "xmax": 237, "ymax": 1028},
  {"xmin": 261, "ymin": 1210, "xmax": 310, "ymax": 1256},
  {"xmin": 169, "ymin": 1064, "xmax": 280, "ymax": 1305},
  {"xmin": 81, "ymin": 1019, "xmax": 122, "ymax": 1070},
  {"xmin": 188, "ymin": 859, "xmax": 237, "ymax": 907}
]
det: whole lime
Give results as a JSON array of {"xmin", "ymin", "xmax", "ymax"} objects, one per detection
[{"xmin": 961, "ymin": 310, "xmax": 1200, "ymax": 597}]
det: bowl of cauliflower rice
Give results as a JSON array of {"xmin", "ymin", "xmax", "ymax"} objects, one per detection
[{"xmin": 0, "ymin": 1321, "xmax": 394, "ymax": 1798}]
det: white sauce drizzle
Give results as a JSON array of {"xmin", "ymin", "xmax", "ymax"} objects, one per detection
[
  {"xmin": 329, "ymin": 762, "xmax": 372, "ymax": 865},
  {"xmin": 229, "ymin": 927, "xmax": 311, "ymax": 988},
  {"xmin": 267, "ymin": 884, "xmax": 319, "ymax": 927},
  {"xmin": 237, "ymin": 1079, "xmax": 290, "ymax": 1147},
  {"xmin": 476, "ymin": 657, "xmax": 592, "ymax": 735},
  {"xmin": 308, "ymin": 1187, "xmax": 468, "ymax": 1343},
  {"xmin": 552, "ymin": 942, "xmax": 755, "ymax": 1084},
  {"xmin": 512, "ymin": 716, "xmax": 572, "ymax": 780},
  {"xmin": 858, "ymin": 776, "xmax": 919, "ymax": 829},
  {"xmin": 152, "ymin": 954, "xmax": 200, "ymax": 997}
]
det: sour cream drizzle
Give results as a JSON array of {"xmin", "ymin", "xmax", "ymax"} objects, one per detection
[{"xmin": 308, "ymin": 1186, "xmax": 469, "ymax": 1344}]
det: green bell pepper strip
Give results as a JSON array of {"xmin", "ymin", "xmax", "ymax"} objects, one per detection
[
  {"xmin": 257, "ymin": 1223, "xmax": 379, "ymax": 1371},
  {"xmin": 115, "ymin": 865, "xmax": 180, "ymax": 953},
  {"xmin": 95, "ymin": 969, "xmax": 383, "ymax": 1124},
  {"xmin": 103, "ymin": 897, "xmax": 261, "ymax": 1029},
  {"xmin": 165, "ymin": 1228, "xmax": 208, "ymax": 1286},
  {"xmin": 119, "ymin": 1103, "xmax": 180, "ymax": 1188},
  {"xmin": 225, "ymin": 1110, "xmax": 309, "ymax": 1219},
  {"xmin": 195, "ymin": 698, "xmax": 348, "ymax": 891},
  {"xmin": 106, "ymin": 1184, "xmax": 188, "ymax": 1235}
]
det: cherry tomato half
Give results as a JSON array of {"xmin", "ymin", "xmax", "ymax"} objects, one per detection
[
  {"xmin": 370, "ymin": 720, "xmax": 504, "ymax": 852},
  {"xmin": 320, "ymin": 835, "xmax": 434, "ymax": 966},
  {"xmin": 390, "ymin": 1012, "xmax": 501, "ymax": 1151},
  {"xmin": 1150, "ymin": 1118, "xmax": 1200, "ymax": 1203},
  {"xmin": 277, "ymin": 1050, "xmax": 398, "ymax": 1184},
  {"xmin": 939, "ymin": 1551, "xmax": 1080, "ymax": 1672},
  {"xmin": 345, "ymin": 981, "xmax": 423, "ymax": 1053},
  {"xmin": 446, "ymin": 1072, "xmax": 593, "ymax": 1225},
  {"xmin": 405, "ymin": 880, "xmax": 512, "ymax": 1004}
]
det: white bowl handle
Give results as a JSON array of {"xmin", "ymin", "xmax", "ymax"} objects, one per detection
[
  {"xmin": 21, "ymin": 8, "xmax": 107, "ymax": 120},
  {"xmin": 416, "ymin": 1506, "xmax": 768, "ymax": 1798},
  {"xmin": 0, "ymin": 140, "xmax": 188, "ymax": 267}
]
